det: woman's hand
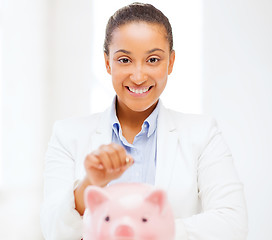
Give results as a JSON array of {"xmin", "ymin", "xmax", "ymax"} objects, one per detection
[
  {"xmin": 74, "ymin": 143, "xmax": 133, "ymax": 215},
  {"xmin": 84, "ymin": 143, "xmax": 134, "ymax": 187}
]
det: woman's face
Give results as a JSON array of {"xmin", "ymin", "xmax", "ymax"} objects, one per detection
[{"xmin": 104, "ymin": 22, "xmax": 175, "ymax": 113}]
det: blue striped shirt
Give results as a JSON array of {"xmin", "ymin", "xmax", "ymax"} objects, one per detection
[{"xmin": 108, "ymin": 97, "xmax": 159, "ymax": 185}]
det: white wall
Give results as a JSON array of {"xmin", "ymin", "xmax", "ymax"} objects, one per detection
[
  {"xmin": 202, "ymin": 1, "xmax": 272, "ymax": 239},
  {"xmin": 0, "ymin": 0, "xmax": 93, "ymax": 239},
  {"xmin": 47, "ymin": 0, "xmax": 92, "ymax": 124},
  {"xmin": 1, "ymin": 0, "xmax": 47, "ymax": 187},
  {"xmin": 1, "ymin": 0, "xmax": 47, "ymax": 239}
]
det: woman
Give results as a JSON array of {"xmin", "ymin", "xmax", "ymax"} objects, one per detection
[{"xmin": 41, "ymin": 3, "xmax": 247, "ymax": 240}]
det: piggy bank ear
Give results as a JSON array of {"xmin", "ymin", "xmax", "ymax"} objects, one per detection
[
  {"xmin": 84, "ymin": 186, "xmax": 109, "ymax": 213},
  {"xmin": 144, "ymin": 189, "xmax": 167, "ymax": 214}
]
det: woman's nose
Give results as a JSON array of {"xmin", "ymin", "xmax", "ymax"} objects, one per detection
[{"xmin": 130, "ymin": 65, "xmax": 147, "ymax": 85}]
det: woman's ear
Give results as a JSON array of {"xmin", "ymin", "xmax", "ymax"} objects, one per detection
[
  {"xmin": 104, "ymin": 52, "xmax": 111, "ymax": 75},
  {"xmin": 168, "ymin": 50, "xmax": 175, "ymax": 75}
]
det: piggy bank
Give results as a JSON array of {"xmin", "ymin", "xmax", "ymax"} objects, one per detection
[{"xmin": 83, "ymin": 183, "xmax": 175, "ymax": 240}]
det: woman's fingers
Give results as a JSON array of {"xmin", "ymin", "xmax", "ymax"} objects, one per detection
[
  {"xmin": 104, "ymin": 144, "xmax": 122, "ymax": 171},
  {"xmin": 111, "ymin": 143, "xmax": 127, "ymax": 169},
  {"xmin": 95, "ymin": 146, "xmax": 114, "ymax": 171},
  {"xmin": 87, "ymin": 143, "xmax": 134, "ymax": 172},
  {"xmin": 84, "ymin": 154, "xmax": 103, "ymax": 170},
  {"xmin": 84, "ymin": 143, "xmax": 134, "ymax": 186},
  {"xmin": 122, "ymin": 154, "xmax": 134, "ymax": 170}
]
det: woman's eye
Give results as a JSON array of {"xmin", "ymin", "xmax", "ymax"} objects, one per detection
[
  {"xmin": 148, "ymin": 58, "xmax": 159, "ymax": 63},
  {"xmin": 118, "ymin": 58, "xmax": 130, "ymax": 63}
]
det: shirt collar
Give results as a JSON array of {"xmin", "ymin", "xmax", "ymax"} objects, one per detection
[
  {"xmin": 144, "ymin": 100, "xmax": 160, "ymax": 137},
  {"xmin": 110, "ymin": 96, "xmax": 160, "ymax": 138},
  {"xmin": 110, "ymin": 97, "xmax": 121, "ymax": 137}
]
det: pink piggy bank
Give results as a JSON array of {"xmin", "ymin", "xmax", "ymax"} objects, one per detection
[{"xmin": 83, "ymin": 183, "xmax": 175, "ymax": 240}]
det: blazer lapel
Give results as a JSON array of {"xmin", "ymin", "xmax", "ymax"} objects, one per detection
[
  {"xmin": 89, "ymin": 107, "xmax": 112, "ymax": 151},
  {"xmin": 155, "ymin": 104, "xmax": 179, "ymax": 189}
]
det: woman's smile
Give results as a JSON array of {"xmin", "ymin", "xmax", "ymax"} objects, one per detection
[{"xmin": 126, "ymin": 85, "xmax": 153, "ymax": 96}]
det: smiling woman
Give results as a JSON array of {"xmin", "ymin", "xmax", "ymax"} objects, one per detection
[{"xmin": 40, "ymin": 2, "xmax": 247, "ymax": 240}]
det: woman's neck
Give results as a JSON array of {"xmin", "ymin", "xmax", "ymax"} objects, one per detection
[
  {"xmin": 115, "ymin": 99, "xmax": 158, "ymax": 143},
  {"xmin": 116, "ymin": 100, "xmax": 157, "ymax": 128}
]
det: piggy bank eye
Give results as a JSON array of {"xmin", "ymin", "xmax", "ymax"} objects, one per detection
[
  {"xmin": 142, "ymin": 218, "xmax": 148, "ymax": 223},
  {"xmin": 105, "ymin": 216, "xmax": 110, "ymax": 222}
]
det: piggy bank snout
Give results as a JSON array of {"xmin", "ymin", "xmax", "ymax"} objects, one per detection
[{"xmin": 115, "ymin": 225, "xmax": 134, "ymax": 238}]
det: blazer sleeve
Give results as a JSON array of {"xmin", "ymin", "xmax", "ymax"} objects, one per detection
[
  {"xmin": 40, "ymin": 121, "xmax": 83, "ymax": 240},
  {"xmin": 174, "ymin": 118, "xmax": 248, "ymax": 240}
]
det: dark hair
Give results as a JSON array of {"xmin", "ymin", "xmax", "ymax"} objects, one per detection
[{"xmin": 104, "ymin": 2, "xmax": 173, "ymax": 55}]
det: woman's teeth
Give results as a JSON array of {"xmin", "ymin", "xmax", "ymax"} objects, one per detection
[{"xmin": 128, "ymin": 87, "xmax": 149, "ymax": 94}]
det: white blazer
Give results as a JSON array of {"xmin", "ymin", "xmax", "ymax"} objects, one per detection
[{"xmin": 40, "ymin": 103, "xmax": 247, "ymax": 240}]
